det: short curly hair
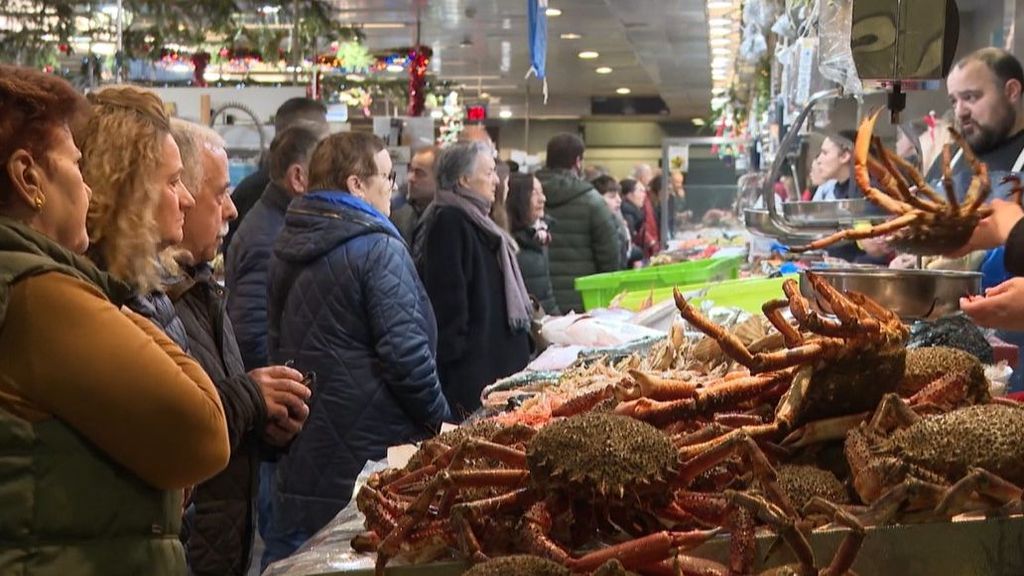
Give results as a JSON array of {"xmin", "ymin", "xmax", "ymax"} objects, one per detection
[
  {"xmin": 75, "ymin": 86, "xmax": 171, "ymax": 292},
  {"xmin": 0, "ymin": 65, "xmax": 89, "ymax": 205}
]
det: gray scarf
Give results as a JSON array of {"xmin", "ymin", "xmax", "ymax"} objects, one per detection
[{"xmin": 434, "ymin": 186, "xmax": 532, "ymax": 333}]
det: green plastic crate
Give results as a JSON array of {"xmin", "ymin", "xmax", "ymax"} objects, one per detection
[
  {"xmin": 609, "ymin": 275, "xmax": 797, "ymax": 313},
  {"xmin": 574, "ymin": 256, "xmax": 743, "ymax": 311}
]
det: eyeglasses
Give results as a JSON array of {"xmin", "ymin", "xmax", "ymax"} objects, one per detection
[{"xmin": 379, "ymin": 171, "xmax": 397, "ymax": 188}]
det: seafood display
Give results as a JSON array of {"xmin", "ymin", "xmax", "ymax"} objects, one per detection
[{"xmin": 347, "ymin": 272, "xmax": 1016, "ymax": 575}]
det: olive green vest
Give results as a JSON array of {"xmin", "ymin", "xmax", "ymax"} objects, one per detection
[{"xmin": 0, "ymin": 218, "xmax": 186, "ymax": 575}]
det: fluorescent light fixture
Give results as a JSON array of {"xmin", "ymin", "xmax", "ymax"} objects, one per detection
[
  {"xmin": 710, "ymin": 38, "xmax": 730, "ymax": 46},
  {"xmin": 712, "ymin": 47, "xmax": 731, "ymax": 56},
  {"xmin": 692, "ymin": 118, "xmax": 707, "ymax": 126},
  {"xmin": 560, "ymin": 33, "xmax": 582, "ymax": 39},
  {"xmin": 708, "ymin": 18, "xmax": 732, "ymax": 26},
  {"xmin": 499, "ymin": 109, "xmax": 513, "ymax": 119},
  {"xmin": 430, "ymin": 110, "xmax": 444, "ymax": 119},
  {"xmin": 712, "ymin": 57, "xmax": 731, "ymax": 67},
  {"xmin": 616, "ymin": 87, "xmax": 631, "ymax": 95},
  {"xmin": 595, "ymin": 66, "xmax": 613, "ymax": 74},
  {"xmin": 479, "ymin": 92, "xmax": 491, "ymax": 99},
  {"xmin": 577, "ymin": 50, "xmax": 599, "ymax": 59},
  {"xmin": 361, "ymin": 22, "xmax": 407, "ymax": 29},
  {"xmin": 386, "ymin": 64, "xmax": 404, "ymax": 73},
  {"xmin": 708, "ymin": 1, "xmax": 734, "ymax": 8},
  {"xmin": 546, "ymin": 7, "xmax": 562, "ymax": 16}
]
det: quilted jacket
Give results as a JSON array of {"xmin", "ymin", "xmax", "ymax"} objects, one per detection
[
  {"xmin": 535, "ymin": 168, "xmax": 623, "ymax": 312},
  {"xmin": 166, "ymin": 263, "xmax": 266, "ymax": 576},
  {"xmin": 511, "ymin": 226, "xmax": 559, "ymax": 316},
  {"xmin": 266, "ymin": 191, "xmax": 452, "ymax": 536},
  {"xmin": 225, "ymin": 182, "xmax": 292, "ymax": 370}
]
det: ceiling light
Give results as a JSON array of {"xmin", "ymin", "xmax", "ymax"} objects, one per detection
[
  {"xmin": 479, "ymin": 92, "xmax": 491, "ymax": 99},
  {"xmin": 546, "ymin": 7, "xmax": 562, "ymax": 16},
  {"xmin": 259, "ymin": 5, "xmax": 280, "ymax": 15},
  {"xmin": 430, "ymin": 110, "xmax": 444, "ymax": 119},
  {"xmin": 712, "ymin": 57, "xmax": 731, "ymax": 66},
  {"xmin": 712, "ymin": 47, "xmax": 731, "ymax": 56},
  {"xmin": 499, "ymin": 109, "xmax": 513, "ymax": 119},
  {"xmin": 595, "ymin": 66, "xmax": 613, "ymax": 74},
  {"xmin": 560, "ymin": 33, "xmax": 581, "ymax": 39},
  {"xmin": 692, "ymin": 118, "xmax": 706, "ymax": 126},
  {"xmin": 578, "ymin": 50, "xmax": 599, "ymax": 59},
  {"xmin": 708, "ymin": 1, "xmax": 734, "ymax": 8},
  {"xmin": 710, "ymin": 26, "xmax": 730, "ymax": 36},
  {"xmin": 386, "ymin": 64, "xmax": 404, "ymax": 73},
  {"xmin": 616, "ymin": 87, "xmax": 631, "ymax": 95},
  {"xmin": 361, "ymin": 22, "xmax": 407, "ymax": 29},
  {"xmin": 710, "ymin": 38, "xmax": 730, "ymax": 46},
  {"xmin": 708, "ymin": 18, "xmax": 732, "ymax": 26}
]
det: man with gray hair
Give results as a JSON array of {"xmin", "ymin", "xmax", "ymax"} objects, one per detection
[
  {"xmin": 414, "ymin": 140, "xmax": 531, "ymax": 418},
  {"xmin": 167, "ymin": 119, "xmax": 310, "ymax": 576}
]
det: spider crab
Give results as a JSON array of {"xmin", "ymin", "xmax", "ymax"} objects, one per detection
[
  {"xmin": 362, "ymin": 412, "xmax": 848, "ymax": 575},
  {"xmin": 790, "ymin": 109, "xmax": 1023, "ymax": 256},
  {"xmin": 654, "ymin": 271, "xmax": 907, "ymax": 443},
  {"xmin": 846, "ymin": 394, "xmax": 1024, "ymax": 525}
]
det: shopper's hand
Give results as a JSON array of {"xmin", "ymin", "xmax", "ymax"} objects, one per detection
[
  {"xmin": 250, "ymin": 365, "xmax": 311, "ymax": 423},
  {"xmin": 960, "ymin": 277, "xmax": 1024, "ymax": 330},
  {"xmin": 947, "ymin": 199, "xmax": 1024, "ymax": 258},
  {"xmin": 888, "ymin": 253, "xmax": 918, "ymax": 269},
  {"xmin": 858, "ymin": 237, "xmax": 892, "ymax": 259},
  {"xmin": 264, "ymin": 417, "xmax": 304, "ymax": 447}
]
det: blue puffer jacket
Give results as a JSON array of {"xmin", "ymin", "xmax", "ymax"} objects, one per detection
[
  {"xmin": 225, "ymin": 182, "xmax": 292, "ymax": 370},
  {"xmin": 266, "ymin": 191, "xmax": 452, "ymax": 536}
]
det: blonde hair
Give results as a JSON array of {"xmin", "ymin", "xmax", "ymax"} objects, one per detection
[
  {"xmin": 170, "ymin": 118, "xmax": 226, "ymax": 198},
  {"xmin": 76, "ymin": 86, "xmax": 171, "ymax": 292}
]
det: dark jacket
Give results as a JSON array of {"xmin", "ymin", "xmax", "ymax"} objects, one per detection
[
  {"xmin": 166, "ymin": 263, "xmax": 266, "ymax": 576},
  {"xmin": 225, "ymin": 182, "xmax": 292, "ymax": 370},
  {"xmin": 390, "ymin": 199, "xmax": 429, "ymax": 246},
  {"xmin": 418, "ymin": 206, "xmax": 532, "ymax": 419},
  {"xmin": 1006, "ymin": 218, "xmax": 1024, "ymax": 277},
  {"xmin": 621, "ymin": 201, "xmax": 645, "ymax": 238},
  {"xmin": 535, "ymin": 168, "xmax": 623, "ymax": 312},
  {"xmin": 223, "ymin": 167, "xmax": 270, "ymax": 253},
  {"xmin": 512, "ymin": 226, "xmax": 559, "ymax": 315},
  {"xmin": 267, "ymin": 192, "xmax": 451, "ymax": 536},
  {"xmin": 127, "ymin": 288, "xmax": 191, "ymax": 354}
]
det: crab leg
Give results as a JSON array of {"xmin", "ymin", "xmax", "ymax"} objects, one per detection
[
  {"xmin": 804, "ymin": 272, "xmax": 886, "ymax": 332},
  {"xmin": 565, "ymin": 529, "xmax": 720, "ymax": 573},
  {"xmin": 726, "ymin": 490, "xmax": 816, "ymax": 572},
  {"xmin": 941, "ymin": 143, "xmax": 961, "ymax": 212},
  {"xmin": 871, "ymin": 142, "xmax": 942, "ymax": 212},
  {"xmin": 788, "ymin": 212, "xmax": 919, "ymax": 254},
  {"xmin": 947, "ymin": 127, "xmax": 993, "ymax": 214},
  {"xmin": 804, "ymin": 497, "xmax": 867, "ymax": 576},
  {"xmin": 1003, "ymin": 174, "xmax": 1024, "ymax": 206},
  {"xmin": 934, "ymin": 467, "xmax": 1024, "ymax": 518},
  {"xmin": 854, "ymin": 110, "xmax": 916, "ymax": 216},
  {"xmin": 621, "ymin": 371, "xmax": 790, "ymax": 426},
  {"xmin": 880, "ymin": 146, "xmax": 947, "ymax": 207},
  {"xmin": 627, "ymin": 369, "xmax": 699, "ymax": 401},
  {"xmin": 761, "ymin": 298, "xmax": 804, "ymax": 347}
]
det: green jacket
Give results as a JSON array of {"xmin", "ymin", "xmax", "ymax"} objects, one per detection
[
  {"xmin": 0, "ymin": 218, "xmax": 186, "ymax": 576},
  {"xmin": 535, "ymin": 168, "xmax": 623, "ymax": 312},
  {"xmin": 512, "ymin": 226, "xmax": 560, "ymax": 315}
]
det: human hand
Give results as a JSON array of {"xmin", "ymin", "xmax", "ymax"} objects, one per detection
[
  {"xmin": 946, "ymin": 199, "xmax": 1024, "ymax": 258},
  {"xmin": 250, "ymin": 365, "xmax": 311, "ymax": 424},
  {"xmin": 959, "ymin": 277, "xmax": 1024, "ymax": 330},
  {"xmin": 858, "ymin": 237, "xmax": 892, "ymax": 259},
  {"xmin": 888, "ymin": 253, "xmax": 918, "ymax": 269}
]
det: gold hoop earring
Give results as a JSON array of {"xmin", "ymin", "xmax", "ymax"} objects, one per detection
[{"xmin": 33, "ymin": 196, "xmax": 45, "ymax": 210}]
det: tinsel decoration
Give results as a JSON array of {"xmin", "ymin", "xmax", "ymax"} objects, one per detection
[{"xmin": 406, "ymin": 46, "xmax": 431, "ymax": 117}]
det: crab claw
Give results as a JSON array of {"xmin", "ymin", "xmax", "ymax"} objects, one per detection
[
  {"xmin": 1002, "ymin": 174, "xmax": 1024, "ymax": 206},
  {"xmin": 854, "ymin": 109, "xmax": 884, "ymax": 196}
]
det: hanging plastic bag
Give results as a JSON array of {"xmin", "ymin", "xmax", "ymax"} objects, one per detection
[
  {"xmin": 741, "ymin": 23, "xmax": 769, "ymax": 62},
  {"xmin": 818, "ymin": 0, "xmax": 863, "ymax": 95}
]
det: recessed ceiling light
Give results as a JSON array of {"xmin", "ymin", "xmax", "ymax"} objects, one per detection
[
  {"xmin": 710, "ymin": 26, "xmax": 730, "ymax": 36},
  {"xmin": 710, "ymin": 38, "xmax": 730, "ymax": 46},
  {"xmin": 692, "ymin": 118, "xmax": 706, "ymax": 126},
  {"xmin": 595, "ymin": 66, "xmax": 613, "ymax": 74},
  {"xmin": 430, "ymin": 110, "xmax": 444, "ymax": 119},
  {"xmin": 479, "ymin": 92, "xmax": 491, "ymax": 99},
  {"xmin": 616, "ymin": 87, "xmax": 631, "ymax": 95},
  {"xmin": 499, "ymin": 109, "xmax": 513, "ymax": 119},
  {"xmin": 712, "ymin": 47, "xmax": 731, "ymax": 56},
  {"xmin": 560, "ymin": 33, "xmax": 582, "ymax": 40},
  {"xmin": 708, "ymin": 18, "xmax": 732, "ymax": 26},
  {"xmin": 546, "ymin": 7, "xmax": 562, "ymax": 17},
  {"xmin": 386, "ymin": 64, "xmax": 404, "ymax": 73},
  {"xmin": 578, "ymin": 50, "xmax": 599, "ymax": 59}
]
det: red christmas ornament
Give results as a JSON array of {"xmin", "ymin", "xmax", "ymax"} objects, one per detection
[
  {"xmin": 191, "ymin": 51, "xmax": 210, "ymax": 86},
  {"xmin": 406, "ymin": 46, "xmax": 431, "ymax": 117}
]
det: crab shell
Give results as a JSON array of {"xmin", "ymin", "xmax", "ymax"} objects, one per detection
[{"xmin": 900, "ymin": 346, "xmax": 990, "ymax": 403}]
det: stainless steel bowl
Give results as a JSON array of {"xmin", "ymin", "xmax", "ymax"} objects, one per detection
[
  {"xmin": 783, "ymin": 200, "xmax": 888, "ymax": 224},
  {"xmin": 799, "ymin": 268, "xmax": 981, "ymax": 321},
  {"xmin": 743, "ymin": 209, "xmax": 818, "ymax": 246}
]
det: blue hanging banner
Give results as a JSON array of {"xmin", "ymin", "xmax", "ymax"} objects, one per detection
[{"xmin": 526, "ymin": 0, "xmax": 549, "ymax": 102}]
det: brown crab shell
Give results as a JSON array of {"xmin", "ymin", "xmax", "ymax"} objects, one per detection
[
  {"xmin": 887, "ymin": 213, "xmax": 982, "ymax": 256},
  {"xmin": 525, "ymin": 413, "xmax": 678, "ymax": 505},
  {"xmin": 777, "ymin": 464, "xmax": 850, "ymax": 509},
  {"xmin": 463, "ymin": 555, "xmax": 571, "ymax": 576},
  {"xmin": 788, "ymin": 346, "xmax": 906, "ymax": 427},
  {"xmin": 900, "ymin": 346, "xmax": 989, "ymax": 402}
]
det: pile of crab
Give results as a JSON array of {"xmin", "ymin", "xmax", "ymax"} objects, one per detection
[{"xmin": 352, "ymin": 271, "xmax": 1024, "ymax": 576}]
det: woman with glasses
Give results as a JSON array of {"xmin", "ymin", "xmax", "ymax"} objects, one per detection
[{"xmin": 260, "ymin": 132, "xmax": 451, "ymax": 568}]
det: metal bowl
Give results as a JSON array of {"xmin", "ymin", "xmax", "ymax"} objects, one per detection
[
  {"xmin": 743, "ymin": 209, "xmax": 818, "ymax": 246},
  {"xmin": 799, "ymin": 268, "xmax": 981, "ymax": 321},
  {"xmin": 783, "ymin": 200, "xmax": 889, "ymax": 224}
]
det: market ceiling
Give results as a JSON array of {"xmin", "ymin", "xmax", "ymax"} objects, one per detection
[{"xmin": 330, "ymin": 0, "xmax": 725, "ymax": 120}]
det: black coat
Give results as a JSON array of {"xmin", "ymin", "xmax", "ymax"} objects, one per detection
[
  {"xmin": 225, "ymin": 182, "xmax": 292, "ymax": 370},
  {"xmin": 1007, "ymin": 219, "xmax": 1024, "ymax": 277},
  {"xmin": 417, "ymin": 206, "xmax": 531, "ymax": 419},
  {"xmin": 166, "ymin": 263, "xmax": 267, "ymax": 576},
  {"xmin": 512, "ymin": 226, "xmax": 559, "ymax": 315},
  {"xmin": 267, "ymin": 192, "xmax": 451, "ymax": 536},
  {"xmin": 223, "ymin": 167, "xmax": 270, "ymax": 253}
]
